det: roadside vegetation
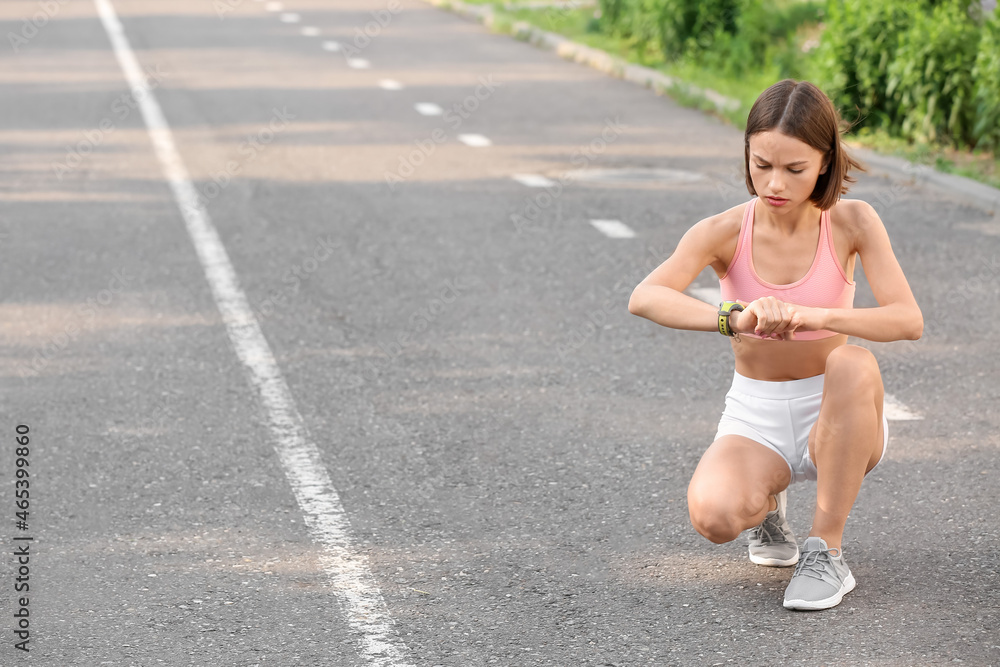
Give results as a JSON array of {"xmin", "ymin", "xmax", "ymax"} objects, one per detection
[{"xmin": 457, "ymin": 0, "xmax": 1000, "ymax": 188}]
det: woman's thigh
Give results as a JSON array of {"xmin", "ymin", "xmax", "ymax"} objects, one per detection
[{"xmin": 806, "ymin": 345, "xmax": 887, "ymax": 475}]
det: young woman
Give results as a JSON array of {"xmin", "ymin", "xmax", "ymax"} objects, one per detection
[{"xmin": 628, "ymin": 80, "xmax": 922, "ymax": 610}]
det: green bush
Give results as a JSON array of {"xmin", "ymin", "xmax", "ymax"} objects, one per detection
[
  {"xmin": 657, "ymin": 0, "xmax": 740, "ymax": 58},
  {"xmin": 595, "ymin": 0, "xmax": 671, "ymax": 63},
  {"xmin": 886, "ymin": 1, "xmax": 980, "ymax": 145},
  {"xmin": 972, "ymin": 10, "xmax": 1000, "ymax": 150},
  {"xmin": 595, "ymin": 0, "xmax": 739, "ymax": 58},
  {"xmin": 820, "ymin": 0, "xmax": 1000, "ymax": 151},
  {"xmin": 816, "ymin": 0, "xmax": 915, "ymax": 126},
  {"xmin": 595, "ymin": 0, "xmax": 821, "ymax": 75},
  {"xmin": 713, "ymin": 0, "xmax": 822, "ymax": 78}
]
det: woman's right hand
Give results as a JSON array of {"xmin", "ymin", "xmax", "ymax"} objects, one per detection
[{"xmin": 731, "ymin": 297, "xmax": 800, "ymax": 340}]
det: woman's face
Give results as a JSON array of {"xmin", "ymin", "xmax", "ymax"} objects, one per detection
[{"xmin": 747, "ymin": 130, "xmax": 828, "ymax": 211}]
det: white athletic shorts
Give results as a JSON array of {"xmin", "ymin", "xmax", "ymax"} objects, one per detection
[{"xmin": 714, "ymin": 371, "xmax": 889, "ymax": 484}]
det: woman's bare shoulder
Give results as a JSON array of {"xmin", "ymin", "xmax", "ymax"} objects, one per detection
[
  {"xmin": 829, "ymin": 198, "xmax": 882, "ymax": 227},
  {"xmin": 690, "ymin": 201, "xmax": 748, "ymax": 238},
  {"xmin": 829, "ymin": 198, "xmax": 884, "ymax": 245},
  {"xmin": 676, "ymin": 201, "xmax": 749, "ymax": 271}
]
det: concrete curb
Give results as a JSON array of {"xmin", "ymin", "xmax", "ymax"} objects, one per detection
[
  {"xmin": 421, "ymin": 0, "xmax": 740, "ymax": 114},
  {"xmin": 423, "ymin": 0, "xmax": 1000, "ymax": 220},
  {"xmin": 854, "ymin": 147, "xmax": 1000, "ymax": 217}
]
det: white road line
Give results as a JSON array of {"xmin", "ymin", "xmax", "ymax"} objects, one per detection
[
  {"xmin": 378, "ymin": 79, "xmax": 403, "ymax": 90},
  {"xmin": 300, "ymin": 26, "xmax": 320, "ymax": 36},
  {"xmin": 414, "ymin": 102, "xmax": 443, "ymax": 116},
  {"xmin": 279, "ymin": 12, "xmax": 301, "ymax": 23},
  {"xmin": 347, "ymin": 58, "xmax": 371, "ymax": 69},
  {"xmin": 589, "ymin": 219, "xmax": 635, "ymax": 239},
  {"xmin": 457, "ymin": 133, "xmax": 491, "ymax": 147},
  {"xmin": 688, "ymin": 286, "xmax": 722, "ymax": 305},
  {"xmin": 93, "ymin": 2, "xmax": 415, "ymax": 665},
  {"xmin": 883, "ymin": 394, "xmax": 923, "ymax": 421},
  {"xmin": 264, "ymin": 1, "xmax": 282, "ymax": 11},
  {"xmin": 321, "ymin": 40, "xmax": 342, "ymax": 52},
  {"xmin": 512, "ymin": 173, "xmax": 555, "ymax": 188},
  {"xmin": 686, "ymin": 286, "xmax": 924, "ymax": 421}
]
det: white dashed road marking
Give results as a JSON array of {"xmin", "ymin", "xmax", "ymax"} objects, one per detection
[
  {"xmin": 94, "ymin": 1, "xmax": 415, "ymax": 665},
  {"xmin": 882, "ymin": 394, "xmax": 923, "ymax": 421},
  {"xmin": 279, "ymin": 12, "xmax": 300, "ymax": 23},
  {"xmin": 512, "ymin": 173, "xmax": 556, "ymax": 188},
  {"xmin": 688, "ymin": 286, "xmax": 722, "ymax": 305},
  {"xmin": 414, "ymin": 103, "xmax": 443, "ymax": 116},
  {"xmin": 265, "ymin": 1, "xmax": 282, "ymax": 11},
  {"xmin": 379, "ymin": 79, "xmax": 403, "ymax": 90},
  {"xmin": 589, "ymin": 219, "xmax": 635, "ymax": 239},
  {"xmin": 322, "ymin": 40, "xmax": 342, "ymax": 52},
  {"xmin": 347, "ymin": 58, "xmax": 371, "ymax": 69},
  {"xmin": 457, "ymin": 133, "xmax": 491, "ymax": 147},
  {"xmin": 301, "ymin": 26, "xmax": 320, "ymax": 36}
]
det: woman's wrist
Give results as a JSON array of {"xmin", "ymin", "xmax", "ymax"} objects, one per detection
[
  {"xmin": 816, "ymin": 307, "xmax": 831, "ymax": 331},
  {"xmin": 728, "ymin": 308, "xmax": 742, "ymax": 334}
]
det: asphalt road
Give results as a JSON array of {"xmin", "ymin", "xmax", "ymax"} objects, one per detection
[{"xmin": 1, "ymin": 0, "xmax": 999, "ymax": 665}]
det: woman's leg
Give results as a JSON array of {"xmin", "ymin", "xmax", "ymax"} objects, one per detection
[
  {"xmin": 807, "ymin": 344, "xmax": 885, "ymax": 550},
  {"xmin": 687, "ymin": 435, "xmax": 792, "ymax": 543}
]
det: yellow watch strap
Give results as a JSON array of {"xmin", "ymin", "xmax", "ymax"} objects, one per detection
[{"xmin": 717, "ymin": 301, "xmax": 744, "ymax": 337}]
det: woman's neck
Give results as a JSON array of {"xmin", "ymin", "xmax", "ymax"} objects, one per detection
[{"xmin": 755, "ymin": 198, "xmax": 822, "ymax": 235}]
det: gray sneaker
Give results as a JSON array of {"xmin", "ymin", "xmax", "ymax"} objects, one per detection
[
  {"xmin": 748, "ymin": 490, "xmax": 798, "ymax": 567},
  {"xmin": 783, "ymin": 536, "xmax": 856, "ymax": 610}
]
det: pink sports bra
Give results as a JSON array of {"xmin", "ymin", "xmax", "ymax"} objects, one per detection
[{"xmin": 719, "ymin": 198, "xmax": 855, "ymax": 340}]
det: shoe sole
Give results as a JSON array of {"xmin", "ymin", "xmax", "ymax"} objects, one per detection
[
  {"xmin": 749, "ymin": 550, "xmax": 799, "ymax": 567},
  {"xmin": 782, "ymin": 573, "xmax": 856, "ymax": 610}
]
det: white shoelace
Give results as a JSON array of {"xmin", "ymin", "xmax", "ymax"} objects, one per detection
[
  {"xmin": 751, "ymin": 511, "xmax": 790, "ymax": 544},
  {"xmin": 792, "ymin": 546, "xmax": 843, "ymax": 582}
]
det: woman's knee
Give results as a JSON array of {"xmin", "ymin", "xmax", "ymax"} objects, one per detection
[
  {"xmin": 824, "ymin": 344, "xmax": 882, "ymax": 396},
  {"xmin": 687, "ymin": 481, "xmax": 746, "ymax": 544}
]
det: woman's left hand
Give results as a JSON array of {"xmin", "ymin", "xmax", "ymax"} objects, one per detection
[{"xmin": 785, "ymin": 304, "xmax": 825, "ymax": 337}]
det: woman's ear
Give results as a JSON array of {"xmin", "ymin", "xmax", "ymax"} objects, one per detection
[{"xmin": 819, "ymin": 153, "xmax": 831, "ymax": 175}]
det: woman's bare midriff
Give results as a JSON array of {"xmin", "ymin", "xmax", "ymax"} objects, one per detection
[{"xmin": 731, "ymin": 333, "xmax": 847, "ymax": 381}]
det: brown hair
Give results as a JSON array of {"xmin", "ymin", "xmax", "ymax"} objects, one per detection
[{"xmin": 744, "ymin": 79, "xmax": 864, "ymax": 210}]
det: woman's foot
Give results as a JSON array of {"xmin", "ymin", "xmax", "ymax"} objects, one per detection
[
  {"xmin": 783, "ymin": 536, "xmax": 856, "ymax": 610},
  {"xmin": 747, "ymin": 490, "xmax": 799, "ymax": 567}
]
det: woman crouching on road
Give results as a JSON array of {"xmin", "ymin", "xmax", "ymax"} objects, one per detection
[{"xmin": 628, "ymin": 79, "xmax": 922, "ymax": 610}]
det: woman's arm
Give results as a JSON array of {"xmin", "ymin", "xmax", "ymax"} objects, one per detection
[
  {"xmin": 628, "ymin": 213, "xmax": 736, "ymax": 332},
  {"xmin": 783, "ymin": 201, "xmax": 923, "ymax": 342}
]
